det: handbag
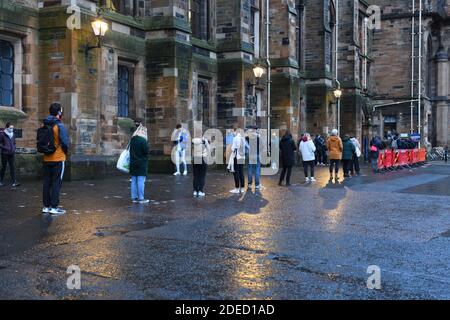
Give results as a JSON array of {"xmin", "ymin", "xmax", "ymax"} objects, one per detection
[{"xmin": 116, "ymin": 143, "xmax": 130, "ymax": 173}]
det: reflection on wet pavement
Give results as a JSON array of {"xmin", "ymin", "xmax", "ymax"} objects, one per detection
[{"xmin": 0, "ymin": 163, "xmax": 449, "ymax": 299}]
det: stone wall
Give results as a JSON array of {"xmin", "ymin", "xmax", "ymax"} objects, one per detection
[
  {"xmin": 3, "ymin": 0, "xmax": 449, "ymax": 180},
  {"xmin": 369, "ymin": 0, "xmax": 450, "ymax": 147}
]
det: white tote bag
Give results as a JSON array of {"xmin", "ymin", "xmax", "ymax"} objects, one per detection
[{"xmin": 116, "ymin": 144, "xmax": 130, "ymax": 173}]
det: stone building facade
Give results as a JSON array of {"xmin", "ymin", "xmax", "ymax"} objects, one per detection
[
  {"xmin": 0, "ymin": 0, "xmax": 449, "ymax": 179},
  {"xmin": 369, "ymin": 0, "xmax": 450, "ymax": 148}
]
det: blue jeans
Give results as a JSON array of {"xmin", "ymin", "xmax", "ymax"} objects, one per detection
[
  {"xmin": 131, "ymin": 176, "xmax": 146, "ymax": 200},
  {"xmin": 371, "ymin": 158, "xmax": 378, "ymax": 172},
  {"xmin": 247, "ymin": 161, "xmax": 261, "ymax": 186}
]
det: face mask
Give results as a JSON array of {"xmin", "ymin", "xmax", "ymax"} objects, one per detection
[{"xmin": 7, "ymin": 128, "xmax": 14, "ymax": 133}]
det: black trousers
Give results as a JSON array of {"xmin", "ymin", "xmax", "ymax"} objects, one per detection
[
  {"xmin": 43, "ymin": 161, "xmax": 64, "ymax": 208},
  {"xmin": 193, "ymin": 161, "xmax": 207, "ymax": 192},
  {"xmin": 322, "ymin": 150, "xmax": 328, "ymax": 165},
  {"xmin": 351, "ymin": 154, "xmax": 360, "ymax": 174},
  {"xmin": 279, "ymin": 165, "xmax": 293, "ymax": 184},
  {"xmin": 329, "ymin": 159, "xmax": 340, "ymax": 174},
  {"xmin": 0, "ymin": 154, "xmax": 16, "ymax": 182},
  {"xmin": 343, "ymin": 159, "xmax": 353, "ymax": 177},
  {"xmin": 303, "ymin": 160, "xmax": 315, "ymax": 178},
  {"xmin": 315, "ymin": 151, "xmax": 322, "ymax": 165},
  {"xmin": 233, "ymin": 158, "xmax": 245, "ymax": 188}
]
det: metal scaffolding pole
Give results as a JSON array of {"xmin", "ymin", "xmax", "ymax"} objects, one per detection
[{"xmin": 418, "ymin": 0, "xmax": 423, "ymax": 147}]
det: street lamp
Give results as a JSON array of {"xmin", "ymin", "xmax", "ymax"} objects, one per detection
[
  {"xmin": 333, "ymin": 88, "xmax": 342, "ymax": 99},
  {"xmin": 253, "ymin": 64, "xmax": 265, "ymax": 82},
  {"xmin": 85, "ymin": 17, "xmax": 109, "ymax": 57},
  {"xmin": 334, "ymin": 85, "xmax": 342, "ymax": 134},
  {"xmin": 91, "ymin": 19, "xmax": 109, "ymax": 37}
]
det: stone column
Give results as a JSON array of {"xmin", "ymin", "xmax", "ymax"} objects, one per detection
[{"xmin": 435, "ymin": 47, "xmax": 449, "ymax": 147}]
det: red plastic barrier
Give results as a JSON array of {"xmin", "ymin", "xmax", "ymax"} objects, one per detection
[
  {"xmin": 393, "ymin": 150, "xmax": 400, "ymax": 167},
  {"xmin": 413, "ymin": 149, "xmax": 419, "ymax": 164},
  {"xmin": 377, "ymin": 151, "xmax": 385, "ymax": 170},
  {"xmin": 407, "ymin": 150, "xmax": 414, "ymax": 165},
  {"xmin": 377, "ymin": 148, "xmax": 426, "ymax": 172},
  {"xmin": 398, "ymin": 150, "xmax": 408, "ymax": 166},
  {"xmin": 384, "ymin": 149, "xmax": 393, "ymax": 168},
  {"xmin": 418, "ymin": 148, "xmax": 426, "ymax": 162}
]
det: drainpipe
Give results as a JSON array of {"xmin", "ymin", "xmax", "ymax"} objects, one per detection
[
  {"xmin": 410, "ymin": 0, "xmax": 415, "ymax": 134},
  {"xmin": 335, "ymin": 0, "xmax": 339, "ymax": 131},
  {"xmin": 363, "ymin": 17, "xmax": 368, "ymax": 90},
  {"xmin": 266, "ymin": 0, "xmax": 271, "ymax": 155}
]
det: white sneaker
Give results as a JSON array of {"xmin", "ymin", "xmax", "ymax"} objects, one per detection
[
  {"xmin": 230, "ymin": 188, "xmax": 240, "ymax": 194},
  {"xmin": 49, "ymin": 208, "xmax": 66, "ymax": 215},
  {"xmin": 139, "ymin": 199, "xmax": 150, "ymax": 204},
  {"xmin": 42, "ymin": 207, "xmax": 51, "ymax": 214},
  {"xmin": 198, "ymin": 192, "xmax": 205, "ymax": 197},
  {"xmin": 255, "ymin": 185, "xmax": 261, "ymax": 190},
  {"xmin": 305, "ymin": 177, "xmax": 310, "ymax": 183},
  {"xmin": 310, "ymin": 177, "xmax": 317, "ymax": 182},
  {"xmin": 193, "ymin": 191, "xmax": 198, "ymax": 197},
  {"xmin": 183, "ymin": 171, "xmax": 188, "ymax": 176},
  {"xmin": 173, "ymin": 172, "xmax": 180, "ymax": 176}
]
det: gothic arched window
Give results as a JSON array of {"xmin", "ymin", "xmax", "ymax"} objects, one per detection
[
  {"xmin": 327, "ymin": 0, "xmax": 336, "ymax": 76},
  {"xmin": 426, "ymin": 36, "xmax": 436, "ymax": 98},
  {"xmin": 191, "ymin": 0, "xmax": 209, "ymax": 40},
  {"xmin": 0, "ymin": 40, "xmax": 14, "ymax": 107},
  {"xmin": 197, "ymin": 80, "xmax": 209, "ymax": 126},
  {"xmin": 118, "ymin": 65, "xmax": 130, "ymax": 117}
]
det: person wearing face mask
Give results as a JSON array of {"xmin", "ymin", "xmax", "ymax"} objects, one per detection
[{"xmin": 0, "ymin": 122, "xmax": 19, "ymax": 187}]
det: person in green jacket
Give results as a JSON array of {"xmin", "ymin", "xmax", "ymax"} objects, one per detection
[
  {"xmin": 342, "ymin": 134, "xmax": 356, "ymax": 179},
  {"xmin": 130, "ymin": 125, "xmax": 149, "ymax": 204}
]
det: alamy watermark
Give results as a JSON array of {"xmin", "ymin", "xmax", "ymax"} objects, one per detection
[
  {"xmin": 366, "ymin": 5, "xmax": 382, "ymax": 31},
  {"xmin": 367, "ymin": 265, "xmax": 381, "ymax": 290},
  {"xmin": 171, "ymin": 121, "xmax": 280, "ymax": 176},
  {"xmin": 67, "ymin": 265, "xmax": 81, "ymax": 290}
]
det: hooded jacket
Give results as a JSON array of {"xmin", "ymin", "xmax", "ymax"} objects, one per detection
[
  {"xmin": 0, "ymin": 130, "xmax": 16, "ymax": 156},
  {"xmin": 130, "ymin": 135, "xmax": 149, "ymax": 176},
  {"xmin": 299, "ymin": 138, "xmax": 316, "ymax": 162},
  {"xmin": 279, "ymin": 134, "xmax": 297, "ymax": 167},
  {"xmin": 326, "ymin": 136, "xmax": 343, "ymax": 160},
  {"xmin": 43, "ymin": 116, "xmax": 70, "ymax": 162},
  {"xmin": 342, "ymin": 137, "xmax": 356, "ymax": 160}
]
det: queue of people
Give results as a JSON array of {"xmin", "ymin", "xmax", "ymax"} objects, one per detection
[{"xmin": 3, "ymin": 106, "xmax": 378, "ymax": 217}]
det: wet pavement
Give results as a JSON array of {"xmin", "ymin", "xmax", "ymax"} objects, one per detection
[{"xmin": 0, "ymin": 162, "xmax": 449, "ymax": 299}]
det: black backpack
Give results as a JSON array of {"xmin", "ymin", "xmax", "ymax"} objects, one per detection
[{"xmin": 37, "ymin": 123, "xmax": 56, "ymax": 155}]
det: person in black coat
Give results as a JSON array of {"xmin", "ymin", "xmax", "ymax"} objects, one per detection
[
  {"xmin": 279, "ymin": 130, "xmax": 297, "ymax": 186},
  {"xmin": 0, "ymin": 122, "xmax": 19, "ymax": 187}
]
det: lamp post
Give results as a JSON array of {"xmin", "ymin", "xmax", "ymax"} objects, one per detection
[
  {"xmin": 85, "ymin": 17, "xmax": 109, "ymax": 57},
  {"xmin": 334, "ymin": 84, "xmax": 342, "ymax": 134},
  {"xmin": 252, "ymin": 63, "xmax": 270, "ymax": 154},
  {"xmin": 251, "ymin": 63, "xmax": 265, "ymax": 131}
]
